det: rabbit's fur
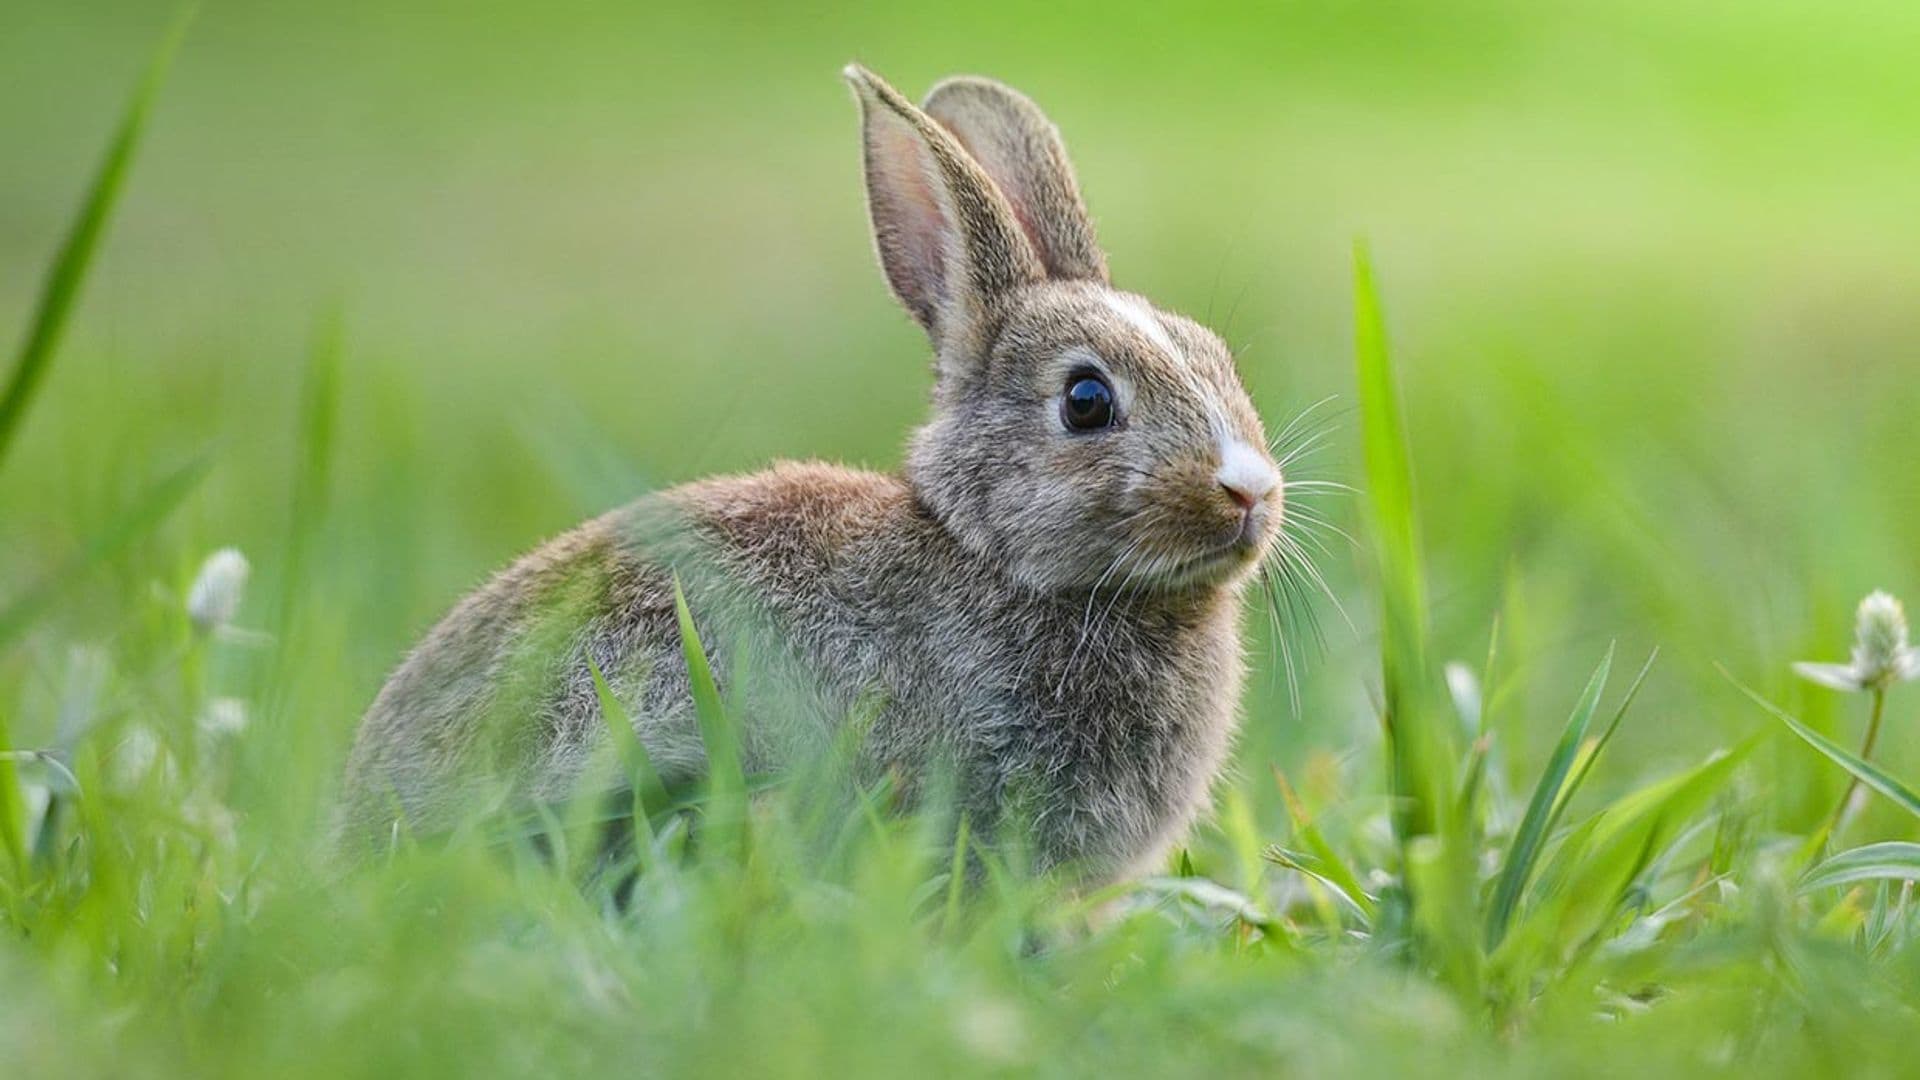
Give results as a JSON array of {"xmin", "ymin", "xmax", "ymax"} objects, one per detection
[{"xmin": 340, "ymin": 66, "xmax": 1288, "ymax": 886}]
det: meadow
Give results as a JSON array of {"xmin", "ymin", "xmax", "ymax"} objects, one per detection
[{"xmin": 4, "ymin": 1, "xmax": 1920, "ymax": 1075}]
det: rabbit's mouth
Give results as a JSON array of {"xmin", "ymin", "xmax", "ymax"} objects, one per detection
[
  {"xmin": 1211, "ymin": 504, "xmax": 1277, "ymax": 563},
  {"xmin": 1149, "ymin": 532, "xmax": 1268, "ymax": 590}
]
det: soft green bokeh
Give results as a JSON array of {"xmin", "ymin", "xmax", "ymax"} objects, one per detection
[{"xmin": 3, "ymin": 1, "xmax": 1919, "ymax": 1075}]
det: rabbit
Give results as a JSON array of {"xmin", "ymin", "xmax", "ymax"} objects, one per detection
[{"xmin": 338, "ymin": 64, "xmax": 1292, "ymax": 888}]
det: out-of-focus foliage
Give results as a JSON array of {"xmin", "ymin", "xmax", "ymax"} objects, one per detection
[{"xmin": 3, "ymin": 1, "xmax": 1920, "ymax": 1076}]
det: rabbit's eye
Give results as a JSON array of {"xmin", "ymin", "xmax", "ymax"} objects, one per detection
[{"xmin": 1062, "ymin": 375, "xmax": 1116, "ymax": 431}]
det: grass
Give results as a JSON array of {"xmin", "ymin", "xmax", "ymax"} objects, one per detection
[
  {"xmin": 6, "ymin": 2, "xmax": 1920, "ymax": 1077},
  {"xmin": 0, "ymin": 6, "xmax": 192, "ymax": 471}
]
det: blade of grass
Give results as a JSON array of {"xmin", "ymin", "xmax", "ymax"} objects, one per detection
[
  {"xmin": 1352, "ymin": 241, "xmax": 1442, "ymax": 844},
  {"xmin": 1451, "ymin": 633, "xmax": 1501, "ymax": 829},
  {"xmin": 1485, "ymin": 644, "xmax": 1614, "ymax": 950},
  {"xmin": 1493, "ymin": 739, "xmax": 1752, "ymax": 979},
  {"xmin": 672, "ymin": 576, "xmax": 747, "ymax": 862},
  {"xmin": 1721, "ymin": 666, "xmax": 1920, "ymax": 819},
  {"xmin": 1455, "ymin": 735, "xmax": 1491, "ymax": 829},
  {"xmin": 1802, "ymin": 842, "xmax": 1920, "ymax": 892},
  {"xmin": 1864, "ymin": 880, "xmax": 1905, "ymax": 953},
  {"xmin": 274, "ymin": 309, "xmax": 343, "ymax": 638},
  {"xmin": 943, "ymin": 814, "xmax": 971, "ymax": 935},
  {"xmin": 1407, "ymin": 835, "xmax": 1482, "ymax": 994},
  {"xmin": 0, "ymin": 456, "xmax": 210, "ymax": 650},
  {"xmin": 1262, "ymin": 846, "xmax": 1376, "ymax": 926},
  {"xmin": 1561, "ymin": 648, "xmax": 1660, "ymax": 803},
  {"xmin": 0, "ymin": 710, "xmax": 30, "ymax": 887},
  {"xmin": 588, "ymin": 655, "xmax": 665, "ymax": 860},
  {"xmin": 1352, "ymin": 242, "xmax": 1428, "ymax": 668},
  {"xmin": 1475, "ymin": 603, "xmax": 1520, "ymax": 831},
  {"xmin": 1131, "ymin": 876, "xmax": 1280, "ymax": 934},
  {"xmin": 1272, "ymin": 766, "xmax": 1374, "ymax": 921},
  {"xmin": 249, "ymin": 312, "xmax": 344, "ymax": 799},
  {"xmin": 0, "ymin": 6, "xmax": 196, "ymax": 472}
]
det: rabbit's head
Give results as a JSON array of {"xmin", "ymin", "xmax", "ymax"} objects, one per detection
[{"xmin": 846, "ymin": 65, "xmax": 1283, "ymax": 593}]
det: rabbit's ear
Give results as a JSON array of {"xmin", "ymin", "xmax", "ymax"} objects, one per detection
[
  {"xmin": 844, "ymin": 64, "xmax": 1043, "ymax": 350},
  {"xmin": 922, "ymin": 77, "xmax": 1107, "ymax": 284}
]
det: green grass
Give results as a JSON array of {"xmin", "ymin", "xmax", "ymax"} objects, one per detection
[
  {"xmin": 0, "ymin": 6, "xmax": 192, "ymax": 471},
  {"xmin": 6, "ymin": 2, "xmax": 1920, "ymax": 1076}
]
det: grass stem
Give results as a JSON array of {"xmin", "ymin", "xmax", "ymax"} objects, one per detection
[{"xmin": 1824, "ymin": 687, "xmax": 1889, "ymax": 843}]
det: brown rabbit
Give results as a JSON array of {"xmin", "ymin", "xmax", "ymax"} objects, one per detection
[{"xmin": 339, "ymin": 65, "xmax": 1293, "ymax": 886}]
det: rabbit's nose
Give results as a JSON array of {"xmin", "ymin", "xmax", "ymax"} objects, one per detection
[{"xmin": 1215, "ymin": 440, "xmax": 1279, "ymax": 509}]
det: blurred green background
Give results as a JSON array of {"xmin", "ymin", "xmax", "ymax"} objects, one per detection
[{"xmin": 4, "ymin": 0, "xmax": 1919, "ymax": 832}]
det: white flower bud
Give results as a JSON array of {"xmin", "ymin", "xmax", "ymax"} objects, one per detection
[
  {"xmin": 1801, "ymin": 590, "xmax": 1920, "ymax": 693},
  {"xmin": 1853, "ymin": 591, "xmax": 1911, "ymax": 689},
  {"xmin": 186, "ymin": 548, "xmax": 250, "ymax": 635}
]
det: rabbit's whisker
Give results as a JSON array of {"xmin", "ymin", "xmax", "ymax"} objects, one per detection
[
  {"xmin": 1270, "ymin": 551, "xmax": 1326, "ymax": 656},
  {"xmin": 1257, "ymin": 564, "xmax": 1301, "ymax": 715},
  {"xmin": 1273, "ymin": 530, "xmax": 1352, "ymax": 635},
  {"xmin": 1266, "ymin": 394, "xmax": 1341, "ymax": 454},
  {"xmin": 1281, "ymin": 479, "xmax": 1356, "ymax": 495},
  {"xmin": 1282, "ymin": 506, "xmax": 1355, "ymax": 551},
  {"xmin": 1276, "ymin": 429, "xmax": 1337, "ymax": 470},
  {"xmin": 1056, "ymin": 540, "xmax": 1147, "ymax": 699}
]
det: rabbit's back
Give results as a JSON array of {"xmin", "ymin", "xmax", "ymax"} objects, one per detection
[
  {"xmin": 338, "ymin": 462, "xmax": 904, "ymax": 842},
  {"xmin": 341, "ymin": 460, "xmax": 1244, "ymax": 879}
]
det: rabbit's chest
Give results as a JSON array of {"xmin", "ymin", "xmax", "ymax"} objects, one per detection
[{"xmin": 942, "ymin": 601, "xmax": 1247, "ymax": 876}]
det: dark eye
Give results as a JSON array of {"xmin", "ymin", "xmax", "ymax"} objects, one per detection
[{"xmin": 1061, "ymin": 374, "xmax": 1116, "ymax": 431}]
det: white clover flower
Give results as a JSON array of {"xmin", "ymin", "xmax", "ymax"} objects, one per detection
[
  {"xmin": 111, "ymin": 724, "xmax": 171, "ymax": 788},
  {"xmin": 198, "ymin": 697, "xmax": 249, "ymax": 738},
  {"xmin": 1794, "ymin": 590, "xmax": 1920, "ymax": 693},
  {"xmin": 186, "ymin": 547, "xmax": 250, "ymax": 635}
]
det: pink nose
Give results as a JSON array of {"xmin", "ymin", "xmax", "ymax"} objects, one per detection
[
  {"xmin": 1219, "ymin": 480, "xmax": 1260, "ymax": 511},
  {"xmin": 1215, "ymin": 440, "xmax": 1280, "ymax": 512}
]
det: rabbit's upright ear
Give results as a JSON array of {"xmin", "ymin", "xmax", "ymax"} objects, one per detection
[
  {"xmin": 844, "ymin": 64, "xmax": 1044, "ymax": 354},
  {"xmin": 922, "ymin": 77, "xmax": 1108, "ymax": 284}
]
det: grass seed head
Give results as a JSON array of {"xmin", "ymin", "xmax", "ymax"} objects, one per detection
[
  {"xmin": 1795, "ymin": 589, "xmax": 1919, "ymax": 692},
  {"xmin": 186, "ymin": 547, "xmax": 250, "ymax": 635},
  {"xmin": 1853, "ymin": 591, "xmax": 1912, "ymax": 687}
]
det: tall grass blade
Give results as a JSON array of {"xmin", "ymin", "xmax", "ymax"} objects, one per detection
[
  {"xmin": 1494, "ymin": 740, "xmax": 1752, "ymax": 977},
  {"xmin": 944, "ymin": 814, "xmax": 971, "ymax": 935},
  {"xmin": 1352, "ymin": 241, "xmax": 1441, "ymax": 843},
  {"xmin": 247, "ymin": 311, "xmax": 344, "ymax": 805},
  {"xmin": 1562, "ymin": 647, "xmax": 1659, "ymax": 800},
  {"xmin": 1352, "ymin": 243, "xmax": 1428, "ymax": 658},
  {"xmin": 1485, "ymin": 645, "xmax": 1614, "ymax": 949},
  {"xmin": 1272, "ymin": 767, "xmax": 1374, "ymax": 922},
  {"xmin": 274, "ymin": 309, "xmax": 343, "ymax": 637},
  {"xmin": 1722, "ymin": 667, "xmax": 1920, "ymax": 819},
  {"xmin": 0, "ymin": 711, "xmax": 30, "ymax": 885},
  {"xmin": 588, "ymin": 655, "xmax": 665, "ymax": 858},
  {"xmin": 0, "ymin": 7, "xmax": 195, "ymax": 472},
  {"xmin": 1262, "ymin": 846, "xmax": 1376, "ymax": 926},
  {"xmin": 673, "ymin": 576, "xmax": 747, "ymax": 861},
  {"xmin": 0, "ymin": 456, "xmax": 210, "ymax": 650},
  {"xmin": 1802, "ymin": 842, "xmax": 1920, "ymax": 892},
  {"xmin": 1407, "ymin": 836, "xmax": 1481, "ymax": 993}
]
